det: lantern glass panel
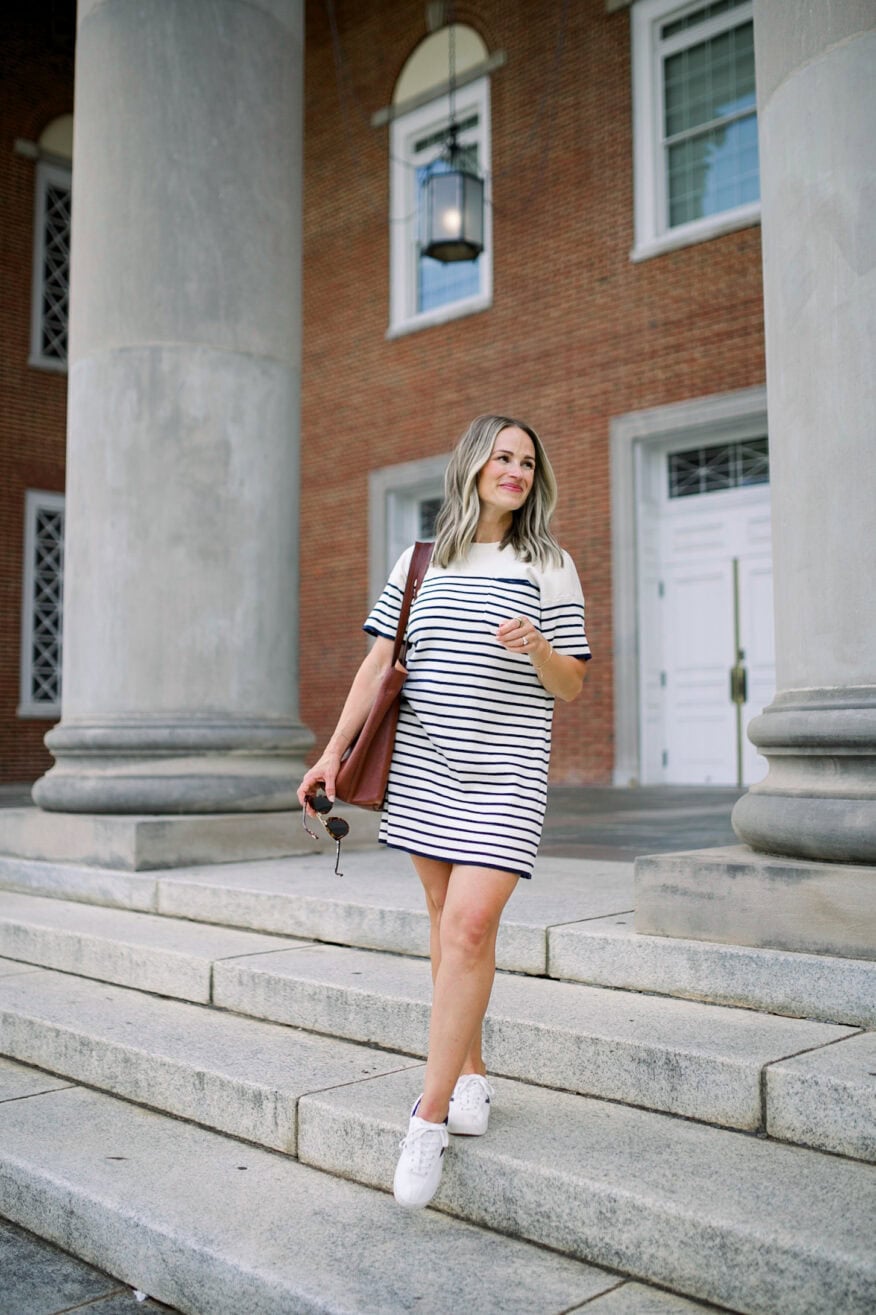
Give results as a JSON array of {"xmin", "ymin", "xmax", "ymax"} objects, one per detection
[{"xmin": 462, "ymin": 173, "xmax": 484, "ymax": 251}]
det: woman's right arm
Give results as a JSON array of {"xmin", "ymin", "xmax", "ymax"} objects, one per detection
[{"xmin": 296, "ymin": 636, "xmax": 396, "ymax": 807}]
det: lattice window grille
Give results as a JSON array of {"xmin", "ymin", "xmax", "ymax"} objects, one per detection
[
  {"xmin": 21, "ymin": 496, "xmax": 65, "ymax": 712},
  {"xmin": 668, "ymin": 436, "xmax": 768, "ymax": 498},
  {"xmin": 40, "ymin": 181, "xmax": 71, "ymax": 361},
  {"xmin": 30, "ymin": 161, "xmax": 72, "ymax": 370}
]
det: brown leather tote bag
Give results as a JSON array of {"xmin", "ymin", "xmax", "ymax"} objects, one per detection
[{"xmin": 334, "ymin": 540, "xmax": 434, "ymax": 810}]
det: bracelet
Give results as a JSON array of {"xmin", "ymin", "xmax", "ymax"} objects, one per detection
[{"xmin": 531, "ymin": 643, "xmax": 554, "ymax": 674}]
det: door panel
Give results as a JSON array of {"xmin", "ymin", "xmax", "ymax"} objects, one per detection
[
  {"xmin": 664, "ymin": 560, "xmax": 736, "ymax": 783},
  {"xmin": 650, "ymin": 489, "xmax": 775, "ymax": 786}
]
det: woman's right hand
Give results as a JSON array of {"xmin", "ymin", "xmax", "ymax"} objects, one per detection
[
  {"xmin": 296, "ymin": 636, "xmax": 394, "ymax": 813},
  {"xmin": 297, "ymin": 749, "xmax": 342, "ymax": 811}
]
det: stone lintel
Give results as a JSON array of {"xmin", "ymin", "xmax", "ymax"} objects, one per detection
[{"xmin": 635, "ymin": 845, "xmax": 875, "ymax": 961}]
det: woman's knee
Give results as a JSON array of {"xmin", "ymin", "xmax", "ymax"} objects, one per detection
[{"xmin": 439, "ymin": 903, "xmax": 499, "ymax": 960}]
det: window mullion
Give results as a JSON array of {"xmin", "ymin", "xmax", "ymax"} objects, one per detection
[{"xmin": 663, "ymin": 102, "xmax": 755, "ymax": 149}]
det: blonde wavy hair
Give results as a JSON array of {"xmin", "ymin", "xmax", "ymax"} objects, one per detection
[{"xmin": 431, "ymin": 414, "xmax": 564, "ymax": 569}]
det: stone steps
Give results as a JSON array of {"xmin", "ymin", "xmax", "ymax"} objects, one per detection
[
  {"xmin": 0, "ymin": 851, "xmax": 636, "ymax": 976},
  {"xmin": 297, "ymin": 1066, "xmax": 876, "ymax": 1315},
  {"xmin": 0, "ymin": 890, "xmax": 311, "ymax": 1002},
  {"xmin": 551, "ymin": 911, "xmax": 876, "ymax": 1027},
  {"xmin": 3, "ymin": 852, "xmax": 871, "ymax": 1029},
  {"xmin": 0, "ymin": 892, "xmax": 871, "ymax": 1154},
  {"xmin": 1, "ymin": 870, "xmax": 874, "ymax": 1312},
  {"xmin": 0, "ymin": 969, "xmax": 421, "ymax": 1152},
  {"xmin": 212, "ymin": 939, "xmax": 862, "ymax": 1138},
  {"xmin": 1, "ymin": 956, "xmax": 866, "ymax": 1161},
  {"xmin": 0, "ymin": 1068, "xmax": 626, "ymax": 1315},
  {"xmin": 2, "ymin": 1057, "xmax": 874, "ymax": 1315}
]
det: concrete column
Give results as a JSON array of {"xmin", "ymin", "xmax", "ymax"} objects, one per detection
[
  {"xmin": 33, "ymin": 0, "xmax": 312, "ymax": 813},
  {"xmin": 731, "ymin": 1, "xmax": 876, "ymax": 863}
]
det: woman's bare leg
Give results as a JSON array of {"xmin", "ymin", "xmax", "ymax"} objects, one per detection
[
  {"xmin": 414, "ymin": 863, "xmax": 518, "ymax": 1124},
  {"xmin": 412, "ymin": 855, "xmax": 491, "ymax": 1078}
]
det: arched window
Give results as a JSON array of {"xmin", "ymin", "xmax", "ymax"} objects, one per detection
[{"xmin": 388, "ymin": 26, "xmax": 493, "ymax": 336}]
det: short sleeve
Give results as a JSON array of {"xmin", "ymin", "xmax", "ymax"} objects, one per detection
[
  {"xmin": 363, "ymin": 546, "xmax": 414, "ymax": 640},
  {"xmin": 541, "ymin": 550, "xmax": 591, "ymax": 661}
]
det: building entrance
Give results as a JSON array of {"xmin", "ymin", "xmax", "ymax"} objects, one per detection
[{"xmin": 638, "ymin": 437, "xmax": 774, "ymax": 785}]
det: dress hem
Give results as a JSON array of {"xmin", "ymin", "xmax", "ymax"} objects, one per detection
[{"xmin": 379, "ymin": 837, "xmax": 532, "ymax": 880}]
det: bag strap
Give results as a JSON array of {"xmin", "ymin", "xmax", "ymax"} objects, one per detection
[{"xmin": 392, "ymin": 540, "xmax": 434, "ymax": 666}]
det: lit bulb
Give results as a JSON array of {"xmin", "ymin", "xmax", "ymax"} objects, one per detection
[{"xmin": 440, "ymin": 207, "xmax": 461, "ymax": 234}]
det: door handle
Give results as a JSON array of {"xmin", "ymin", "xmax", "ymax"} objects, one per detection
[{"xmin": 730, "ymin": 654, "xmax": 748, "ymax": 705}]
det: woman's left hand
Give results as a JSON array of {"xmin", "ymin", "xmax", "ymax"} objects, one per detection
[{"xmin": 496, "ymin": 615, "xmax": 549, "ymax": 666}]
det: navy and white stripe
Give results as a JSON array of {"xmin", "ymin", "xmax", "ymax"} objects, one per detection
[{"xmin": 364, "ymin": 541, "xmax": 590, "ymax": 879}]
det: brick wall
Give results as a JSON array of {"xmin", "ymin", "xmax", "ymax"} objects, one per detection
[
  {"xmin": 0, "ymin": 1, "xmax": 766, "ymax": 790},
  {"xmin": 300, "ymin": 0, "xmax": 766, "ymax": 783},
  {"xmin": 0, "ymin": 7, "xmax": 74, "ymax": 783}
]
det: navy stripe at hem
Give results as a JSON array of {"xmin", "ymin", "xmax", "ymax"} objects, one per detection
[{"xmin": 379, "ymin": 837, "xmax": 532, "ymax": 880}]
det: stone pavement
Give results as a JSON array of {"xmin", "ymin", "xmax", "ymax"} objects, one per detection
[
  {"xmin": 0, "ymin": 781, "xmax": 742, "ymax": 1315},
  {"xmin": 0, "ymin": 1215, "xmax": 176, "ymax": 1315}
]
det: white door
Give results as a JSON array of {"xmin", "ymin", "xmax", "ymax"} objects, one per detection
[
  {"xmin": 659, "ymin": 495, "xmax": 774, "ymax": 785},
  {"xmin": 637, "ymin": 431, "xmax": 775, "ymax": 786}
]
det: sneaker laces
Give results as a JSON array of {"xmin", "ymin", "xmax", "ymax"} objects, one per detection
[
  {"xmin": 452, "ymin": 1074, "xmax": 494, "ymax": 1111},
  {"xmin": 398, "ymin": 1119, "xmax": 447, "ymax": 1176}
]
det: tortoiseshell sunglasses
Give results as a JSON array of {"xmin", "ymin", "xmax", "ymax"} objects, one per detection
[{"xmin": 303, "ymin": 791, "xmax": 349, "ymax": 876}]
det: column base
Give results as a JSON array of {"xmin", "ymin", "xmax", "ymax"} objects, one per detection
[
  {"xmin": 635, "ymin": 845, "xmax": 875, "ymax": 960},
  {"xmin": 32, "ymin": 716, "xmax": 314, "ymax": 815},
  {"xmin": 732, "ymin": 687, "xmax": 876, "ymax": 864},
  {"xmin": 0, "ymin": 806, "xmax": 312, "ymax": 872}
]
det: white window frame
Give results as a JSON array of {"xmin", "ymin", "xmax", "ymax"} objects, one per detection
[
  {"xmin": 631, "ymin": 0, "xmax": 760, "ymax": 262},
  {"xmin": 19, "ymin": 490, "xmax": 65, "ymax": 719},
  {"xmin": 388, "ymin": 76, "xmax": 492, "ymax": 338},
  {"xmin": 29, "ymin": 158, "xmax": 72, "ymax": 372}
]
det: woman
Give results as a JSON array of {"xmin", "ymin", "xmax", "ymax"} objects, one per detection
[{"xmin": 297, "ymin": 414, "xmax": 590, "ymax": 1209}]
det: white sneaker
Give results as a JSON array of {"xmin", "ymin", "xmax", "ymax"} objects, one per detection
[
  {"xmin": 393, "ymin": 1101, "xmax": 449, "ymax": 1209},
  {"xmin": 447, "ymin": 1074, "xmax": 494, "ymax": 1136}
]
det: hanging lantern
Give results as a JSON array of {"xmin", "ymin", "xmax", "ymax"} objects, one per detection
[
  {"xmin": 421, "ymin": 133, "xmax": 484, "ymax": 263},
  {"xmin": 422, "ymin": 166, "xmax": 484, "ymax": 262}
]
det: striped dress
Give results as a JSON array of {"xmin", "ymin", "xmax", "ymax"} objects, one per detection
[{"xmin": 363, "ymin": 541, "xmax": 591, "ymax": 879}]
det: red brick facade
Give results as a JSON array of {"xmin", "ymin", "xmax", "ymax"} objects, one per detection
[
  {"xmin": 0, "ymin": 8, "xmax": 73, "ymax": 783},
  {"xmin": 300, "ymin": 0, "xmax": 765, "ymax": 783},
  {"xmin": 1, "ymin": 1, "xmax": 765, "ymax": 788}
]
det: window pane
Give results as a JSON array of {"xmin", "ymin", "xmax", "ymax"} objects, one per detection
[
  {"xmin": 418, "ymin": 496, "xmax": 443, "ymax": 539},
  {"xmin": 661, "ymin": 0, "xmax": 747, "ymax": 40},
  {"xmin": 668, "ymin": 437, "xmax": 769, "ymax": 498},
  {"xmin": 664, "ymin": 21, "xmax": 755, "ymax": 138},
  {"xmin": 667, "ymin": 110, "xmax": 759, "ymax": 225},
  {"xmin": 416, "ymin": 153, "xmax": 481, "ymax": 314}
]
